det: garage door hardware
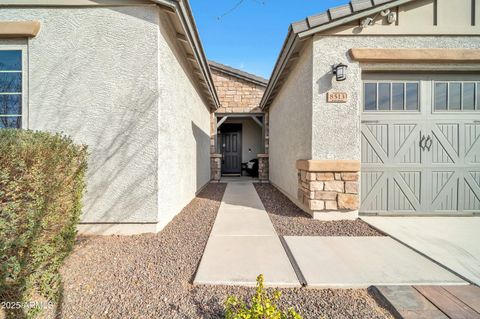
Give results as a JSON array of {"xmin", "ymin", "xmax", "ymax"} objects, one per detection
[{"xmin": 420, "ymin": 134, "xmax": 433, "ymax": 151}]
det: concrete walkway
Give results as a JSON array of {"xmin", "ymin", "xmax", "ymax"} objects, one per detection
[
  {"xmin": 363, "ymin": 217, "xmax": 480, "ymax": 286},
  {"xmin": 285, "ymin": 236, "xmax": 465, "ymax": 288},
  {"xmin": 194, "ymin": 181, "xmax": 467, "ymax": 289},
  {"xmin": 194, "ymin": 181, "xmax": 300, "ymax": 287}
]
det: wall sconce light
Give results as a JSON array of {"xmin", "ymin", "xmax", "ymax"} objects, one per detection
[{"xmin": 332, "ymin": 63, "xmax": 348, "ymax": 82}]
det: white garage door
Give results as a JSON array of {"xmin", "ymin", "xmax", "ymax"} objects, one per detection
[{"xmin": 361, "ymin": 74, "xmax": 480, "ymax": 215}]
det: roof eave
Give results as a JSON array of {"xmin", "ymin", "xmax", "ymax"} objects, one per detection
[
  {"xmin": 260, "ymin": 0, "xmax": 418, "ymax": 110},
  {"xmin": 209, "ymin": 61, "xmax": 268, "ymax": 87},
  {"xmin": 151, "ymin": 0, "xmax": 220, "ymax": 110},
  {"xmin": 259, "ymin": 26, "xmax": 298, "ymax": 109}
]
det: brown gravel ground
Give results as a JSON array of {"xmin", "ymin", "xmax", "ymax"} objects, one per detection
[
  {"xmin": 53, "ymin": 183, "xmax": 392, "ymax": 319},
  {"xmin": 254, "ymin": 184, "xmax": 384, "ymax": 237}
]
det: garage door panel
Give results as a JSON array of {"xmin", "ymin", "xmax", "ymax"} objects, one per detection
[
  {"xmin": 362, "ymin": 134, "xmax": 384, "ymax": 164},
  {"xmin": 361, "ymin": 171, "xmax": 388, "ymax": 212},
  {"xmin": 431, "ymin": 126, "xmax": 459, "ymax": 164},
  {"xmin": 361, "ymin": 76, "xmax": 480, "ymax": 215},
  {"xmin": 398, "ymin": 171, "xmax": 422, "ymax": 203},
  {"xmin": 465, "ymin": 123, "xmax": 480, "ymax": 163},
  {"xmin": 430, "ymin": 170, "xmax": 458, "ymax": 212},
  {"xmin": 362, "ymin": 125, "xmax": 388, "ymax": 164},
  {"xmin": 393, "ymin": 124, "xmax": 422, "ymax": 164},
  {"xmin": 464, "ymin": 172, "xmax": 480, "ymax": 211},
  {"xmin": 393, "ymin": 171, "xmax": 422, "ymax": 212}
]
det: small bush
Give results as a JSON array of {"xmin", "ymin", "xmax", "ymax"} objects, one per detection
[
  {"xmin": 225, "ymin": 274, "xmax": 303, "ymax": 319},
  {"xmin": 0, "ymin": 129, "xmax": 87, "ymax": 318}
]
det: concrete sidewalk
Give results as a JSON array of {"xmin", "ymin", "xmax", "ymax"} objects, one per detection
[
  {"xmin": 284, "ymin": 236, "xmax": 466, "ymax": 288},
  {"xmin": 194, "ymin": 181, "xmax": 300, "ymax": 287},
  {"xmin": 362, "ymin": 217, "xmax": 480, "ymax": 286}
]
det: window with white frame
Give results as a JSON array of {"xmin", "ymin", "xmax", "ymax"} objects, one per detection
[
  {"xmin": 434, "ymin": 81, "xmax": 479, "ymax": 111},
  {"xmin": 0, "ymin": 50, "xmax": 23, "ymax": 128},
  {"xmin": 364, "ymin": 81, "xmax": 420, "ymax": 112}
]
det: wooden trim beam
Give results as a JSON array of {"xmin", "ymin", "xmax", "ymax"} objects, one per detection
[
  {"xmin": 186, "ymin": 53, "xmax": 196, "ymax": 62},
  {"xmin": 250, "ymin": 115, "xmax": 264, "ymax": 128},
  {"xmin": 349, "ymin": 48, "xmax": 480, "ymax": 63},
  {"xmin": 296, "ymin": 160, "xmax": 360, "ymax": 172},
  {"xmin": 0, "ymin": 21, "xmax": 40, "ymax": 38},
  {"xmin": 289, "ymin": 52, "xmax": 300, "ymax": 61},
  {"xmin": 216, "ymin": 116, "xmax": 229, "ymax": 128},
  {"xmin": 176, "ymin": 33, "xmax": 188, "ymax": 43}
]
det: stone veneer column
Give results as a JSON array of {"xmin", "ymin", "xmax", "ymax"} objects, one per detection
[
  {"xmin": 257, "ymin": 154, "xmax": 269, "ymax": 182},
  {"xmin": 296, "ymin": 160, "xmax": 360, "ymax": 220},
  {"xmin": 211, "ymin": 154, "xmax": 222, "ymax": 182}
]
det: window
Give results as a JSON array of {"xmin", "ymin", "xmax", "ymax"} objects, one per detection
[
  {"xmin": 363, "ymin": 82, "xmax": 419, "ymax": 111},
  {"xmin": 434, "ymin": 81, "xmax": 479, "ymax": 111},
  {"xmin": 0, "ymin": 50, "xmax": 23, "ymax": 128}
]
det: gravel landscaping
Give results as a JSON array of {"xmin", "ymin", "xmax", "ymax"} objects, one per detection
[
  {"xmin": 254, "ymin": 184, "xmax": 384, "ymax": 237},
  {"xmin": 54, "ymin": 183, "xmax": 392, "ymax": 319}
]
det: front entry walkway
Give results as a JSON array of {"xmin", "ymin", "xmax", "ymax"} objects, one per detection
[
  {"xmin": 195, "ymin": 182, "xmax": 468, "ymax": 289},
  {"xmin": 194, "ymin": 181, "xmax": 300, "ymax": 287},
  {"xmin": 362, "ymin": 217, "xmax": 480, "ymax": 286}
]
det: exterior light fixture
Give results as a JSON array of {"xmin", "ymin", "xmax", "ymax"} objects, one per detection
[{"xmin": 332, "ymin": 63, "xmax": 348, "ymax": 82}]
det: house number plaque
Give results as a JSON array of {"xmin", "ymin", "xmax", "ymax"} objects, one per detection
[{"xmin": 327, "ymin": 91, "xmax": 348, "ymax": 103}]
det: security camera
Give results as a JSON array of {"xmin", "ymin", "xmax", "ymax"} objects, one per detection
[
  {"xmin": 387, "ymin": 12, "xmax": 397, "ymax": 24},
  {"xmin": 361, "ymin": 17, "xmax": 374, "ymax": 28},
  {"xmin": 380, "ymin": 9, "xmax": 391, "ymax": 17}
]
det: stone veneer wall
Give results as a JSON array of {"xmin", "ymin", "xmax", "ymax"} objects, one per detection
[
  {"xmin": 210, "ymin": 154, "xmax": 222, "ymax": 182},
  {"xmin": 211, "ymin": 68, "xmax": 266, "ymax": 112},
  {"xmin": 258, "ymin": 154, "xmax": 269, "ymax": 181},
  {"xmin": 297, "ymin": 160, "xmax": 360, "ymax": 220}
]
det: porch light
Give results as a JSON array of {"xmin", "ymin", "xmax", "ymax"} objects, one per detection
[{"xmin": 332, "ymin": 63, "xmax": 348, "ymax": 82}]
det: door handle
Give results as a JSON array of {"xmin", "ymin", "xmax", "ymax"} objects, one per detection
[
  {"xmin": 420, "ymin": 134, "xmax": 426, "ymax": 151},
  {"xmin": 425, "ymin": 135, "xmax": 433, "ymax": 151}
]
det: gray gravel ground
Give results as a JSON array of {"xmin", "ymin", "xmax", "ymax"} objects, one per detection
[
  {"xmin": 254, "ymin": 184, "xmax": 384, "ymax": 237},
  {"xmin": 54, "ymin": 183, "xmax": 392, "ymax": 319}
]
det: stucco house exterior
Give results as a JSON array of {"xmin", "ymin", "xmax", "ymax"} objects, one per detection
[
  {"xmin": 0, "ymin": 0, "xmax": 479, "ymax": 235},
  {"xmin": 0, "ymin": 0, "xmax": 220, "ymax": 235},
  {"xmin": 262, "ymin": 0, "xmax": 480, "ymax": 220}
]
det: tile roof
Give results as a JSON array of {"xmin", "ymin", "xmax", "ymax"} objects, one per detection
[{"xmin": 291, "ymin": 0, "xmax": 397, "ymax": 34}]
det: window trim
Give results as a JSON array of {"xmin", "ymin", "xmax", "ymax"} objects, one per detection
[
  {"xmin": 363, "ymin": 80, "xmax": 421, "ymax": 112},
  {"xmin": 0, "ymin": 45, "xmax": 28, "ymax": 129}
]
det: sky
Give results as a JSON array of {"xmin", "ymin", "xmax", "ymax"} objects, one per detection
[{"xmin": 190, "ymin": 0, "xmax": 349, "ymax": 79}]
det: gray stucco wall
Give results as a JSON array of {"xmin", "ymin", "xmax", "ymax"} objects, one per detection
[
  {"xmin": 157, "ymin": 11, "xmax": 211, "ymax": 228},
  {"xmin": 312, "ymin": 35, "xmax": 480, "ymax": 161},
  {"xmin": 0, "ymin": 7, "xmax": 161, "ymax": 224},
  {"xmin": 269, "ymin": 41, "xmax": 313, "ymax": 198}
]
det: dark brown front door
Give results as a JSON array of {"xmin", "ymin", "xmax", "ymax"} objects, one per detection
[{"xmin": 221, "ymin": 130, "xmax": 242, "ymax": 175}]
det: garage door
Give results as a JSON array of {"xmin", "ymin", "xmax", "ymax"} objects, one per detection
[{"xmin": 361, "ymin": 74, "xmax": 480, "ymax": 215}]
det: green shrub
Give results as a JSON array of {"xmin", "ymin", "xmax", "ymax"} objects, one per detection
[
  {"xmin": 225, "ymin": 274, "xmax": 303, "ymax": 319},
  {"xmin": 0, "ymin": 129, "xmax": 87, "ymax": 318}
]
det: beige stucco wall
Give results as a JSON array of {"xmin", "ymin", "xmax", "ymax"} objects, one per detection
[
  {"xmin": 268, "ymin": 40, "xmax": 313, "ymax": 199},
  {"xmin": 157, "ymin": 10, "xmax": 211, "ymax": 229},
  {"xmin": 223, "ymin": 117, "xmax": 264, "ymax": 162},
  {"xmin": 0, "ymin": 6, "xmax": 212, "ymax": 233},
  {"xmin": 312, "ymin": 35, "xmax": 480, "ymax": 162},
  {"xmin": 0, "ymin": 7, "xmax": 160, "ymax": 227}
]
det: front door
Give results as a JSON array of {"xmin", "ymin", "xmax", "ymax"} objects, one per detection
[
  {"xmin": 361, "ymin": 74, "xmax": 480, "ymax": 215},
  {"xmin": 221, "ymin": 130, "xmax": 242, "ymax": 175}
]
